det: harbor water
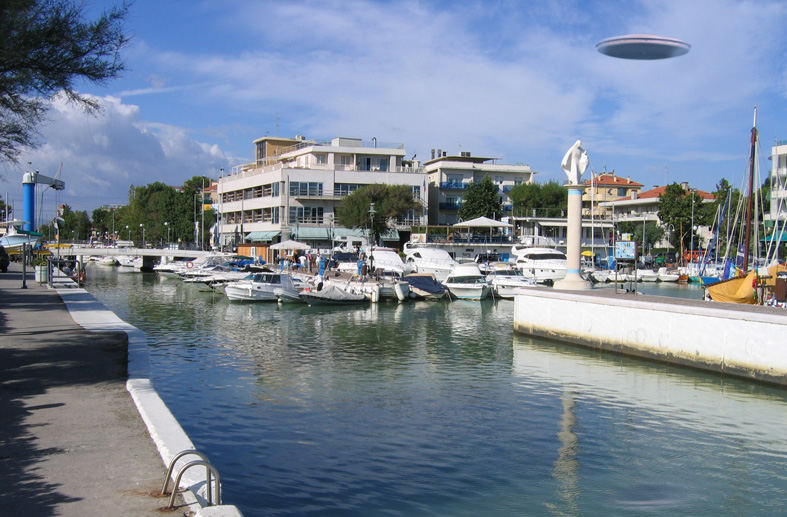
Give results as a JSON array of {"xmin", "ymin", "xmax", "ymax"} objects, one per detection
[{"xmin": 84, "ymin": 266, "xmax": 787, "ymax": 516}]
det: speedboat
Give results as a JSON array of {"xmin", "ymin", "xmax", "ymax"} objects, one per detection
[
  {"xmin": 512, "ymin": 245, "xmax": 567, "ymax": 285},
  {"xmin": 340, "ymin": 271, "xmax": 410, "ymax": 302},
  {"xmin": 300, "ymin": 283, "xmax": 369, "ymax": 306},
  {"xmin": 224, "ymin": 272, "xmax": 301, "ymax": 302},
  {"xmin": 485, "ymin": 268, "xmax": 540, "ymax": 299},
  {"xmin": 657, "ymin": 267, "xmax": 679, "ymax": 282},
  {"xmin": 443, "ymin": 263, "xmax": 491, "ymax": 300},
  {"xmin": 403, "ymin": 243, "xmax": 458, "ymax": 282},
  {"xmin": 635, "ymin": 269, "xmax": 659, "ymax": 282},
  {"xmin": 368, "ymin": 246, "xmax": 411, "ymax": 276}
]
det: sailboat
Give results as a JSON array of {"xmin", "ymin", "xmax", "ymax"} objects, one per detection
[{"xmin": 706, "ymin": 107, "xmax": 778, "ymax": 304}]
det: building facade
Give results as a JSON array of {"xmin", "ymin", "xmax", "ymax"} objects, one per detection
[
  {"xmin": 216, "ymin": 136, "xmax": 426, "ymax": 250},
  {"xmin": 582, "ymin": 172, "xmax": 643, "ymax": 218},
  {"xmin": 768, "ymin": 140, "xmax": 787, "ymax": 224},
  {"xmin": 424, "ymin": 150, "xmax": 535, "ymax": 225},
  {"xmin": 600, "ymin": 182, "xmax": 715, "ymax": 250}
]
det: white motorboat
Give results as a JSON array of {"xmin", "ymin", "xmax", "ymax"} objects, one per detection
[
  {"xmin": 337, "ymin": 272, "xmax": 410, "ymax": 302},
  {"xmin": 636, "ymin": 269, "xmax": 659, "ymax": 282},
  {"xmin": 300, "ymin": 283, "xmax": 369, "ymax": 306},
  {"xmin": 224, "ymin": 272, "xmax": 301, "ymax": 302},
  {"xmin": 117, "ymin": 255, "xmax": 142, "ymax": 269},
  {"xmin": 590, "ymin": 269, "xmax": 611, "ymax": 283},
  {"xmin": 485, "ymin": 268, "xmax": 541, "ymax": 299},
  {"xmin": 403, "ymin": 243, "xmax": 458, "ymax": 282},
  {"xmin": 511, "ymin": 238, "xmax": 567, "ymax": 285},
  {"xmin": 0, "ymin": 219, "xmax": 40, "ymax": 250},
  {"xmin": 443, "ymin": 263, "xmax": 491, "ymax": 300},
  {"xmin": 657, "ymin": 267, "xmax": 680, "ymax": 282},
  {"xmin": 368, "ymin": 246, "xmax": 411, "ymax": 276}
]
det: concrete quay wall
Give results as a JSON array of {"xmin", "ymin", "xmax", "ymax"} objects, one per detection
[
  {"xmin": 51, "ymin": 271, "xmax": 242, "ymax": 516},
  {"xmin": 513, "ymin": 289, "xmax": 787, "ymax": 386}
]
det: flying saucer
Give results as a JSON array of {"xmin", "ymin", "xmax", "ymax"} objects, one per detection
[{"xmin": 596, "ymin": 34, "xmax": 690, "ymax": 60}]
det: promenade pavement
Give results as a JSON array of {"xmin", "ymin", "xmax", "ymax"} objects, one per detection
[{"xmin": 0, "ymin": 262, "xmax": 187, "ymax": 516}]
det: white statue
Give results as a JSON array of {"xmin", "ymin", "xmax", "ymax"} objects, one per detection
[{"xmin": 561, "ymin": 140, "xmax": 589, "ymax": 185}]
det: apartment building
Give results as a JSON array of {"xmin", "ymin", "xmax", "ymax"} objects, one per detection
[
  {"xmin": 424, "ymin": 149, "xmax": 535, "ymax": 225},
  {"xmin": 216, "ymin": 136, "xmax": 426, "ymax": 249}
]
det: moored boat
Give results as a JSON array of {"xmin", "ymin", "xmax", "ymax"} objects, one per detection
[
  {"xmin": 443, "ymin": 263, "xmax": 491, "ymax": 300},
  {"xmin": 224, "ymin": 272, "xmax": 301, "ymax": 302},
  {"xmin": 300, "ymin": 283, "xmax": 369, "ymax": 306}
]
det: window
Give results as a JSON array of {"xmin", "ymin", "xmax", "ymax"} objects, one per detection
[
  {"xmin": 315, "ymin": 153, "xmax": 327, "ymax": 165},
  {"xmin": 412, "ymin": 185, "xmax": 421, "ymax": 199},
  {"xmin": 336, "ymin": 154, "xmax": 353, "ymax": 169},
  {"xmin": 335, "ymin": 183, "xmax": 362, "ymax": 196},
  {"xmin": 289, "ymin": 182, "xmax": 323, "ymax": 197},
  {"xmin": 618, "ymin": 188, "xmax": 626, "ymax": 196},
  {"xmin": 289, "ymin": 206, "xmax": 323, "ymax": 224}
]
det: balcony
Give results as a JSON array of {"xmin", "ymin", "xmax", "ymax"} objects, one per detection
[
  {"xmin": 440, "ymin": 182, "xmax": 467, "ymax": 190},
  {"xmin": 439, "ymin": 202, "xmax": 461, "ymax": 210}
]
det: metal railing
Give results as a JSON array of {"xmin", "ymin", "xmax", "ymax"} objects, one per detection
[{"xmin": 161, "ymin": 449, "xmax": 222, "ymax": 509}]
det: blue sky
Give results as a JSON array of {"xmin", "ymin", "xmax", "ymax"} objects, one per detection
[{"xmin": 2, "ymin": 0, "xmax": 787, "ymax": 217}]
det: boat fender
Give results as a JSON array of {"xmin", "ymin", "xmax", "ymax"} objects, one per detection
[{"xmin": 186, "ymin": 261, "xmax": 194, "ymax": 269}]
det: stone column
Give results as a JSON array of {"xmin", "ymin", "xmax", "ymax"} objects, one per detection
[{"xmin": 554, "ymin": 184, "xmax": 591, "ymax": 290}]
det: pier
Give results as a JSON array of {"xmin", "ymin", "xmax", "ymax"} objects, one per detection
[
  {"xmin": 0, "ymin": 262, "xmax": 242, "ymax": 516},
  {"xmin": 513, "ymin": 288, "xmax": 787, "ymax": 386}
]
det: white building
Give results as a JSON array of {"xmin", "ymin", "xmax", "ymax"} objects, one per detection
[
  {"xmin": 216, "ymin": 136, "xmax": 427, "ymax": 249},
  {"xmin": 424, "ymin": 150, "xmax": 535, "ymax": 225},
  {"xmin": 768, "ymin": 140, "xmax": 787, "ymax": 225},
  {"xmin": 599, "ymin": 183, "xmax": 715, "ymax": 251}
]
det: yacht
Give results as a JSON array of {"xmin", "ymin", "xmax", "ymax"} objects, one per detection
[
  {"xmin": 485, "ymin": 267, "xmax": 541, "ymax": 299},
  {"xmin": 403, "ymin": 242, "xmax": 458, "ymax": 282},
  {"xmin": 511, "ymin": 237, "xmax": 567, "ymax": 285},
  {"xmin": 443, "ymin": 263, "xmax": 491, "ymax": 300}
]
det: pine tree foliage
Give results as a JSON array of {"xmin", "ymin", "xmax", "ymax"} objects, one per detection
[{"xmin": 0, "ymin": 0, "xmax": 129, "ymax": 161}]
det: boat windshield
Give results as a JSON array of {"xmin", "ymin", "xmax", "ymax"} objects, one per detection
[
  {"xmin": 253, "ymin": 273, "xmax": 281, "ymax": 284},
  {"xmin": 522, "ymin": 253, "xmax": 566, "ymax": 261}
]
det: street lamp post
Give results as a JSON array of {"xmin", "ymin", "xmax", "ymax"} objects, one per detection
[
  {"xmin": 140, "ymin": 223, "xmax": 145, "ymax": 248},
  {"xmin": 689, "ymin": 189, "xmax": 695, "ymax": 263},
  {"xmin": 163, "ymin": 221, "xmax": 169, "ymax": 246},
  {"xmin": 125, "ymin": 225, "xmax": 129, "ymax": 241},
  {"xmin": 368, "ymin": 202, "xmax": 376, "ymax": 247}
]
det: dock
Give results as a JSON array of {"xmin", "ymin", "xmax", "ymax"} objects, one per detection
[
  {"xmin": 513, "ymin": 287, "xmax": 787, "ymax": 386},
  {"xmin": 0, "ymin": 262, "xmax": 242, "ymax": 516}
]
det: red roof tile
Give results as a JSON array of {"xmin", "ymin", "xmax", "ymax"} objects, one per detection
[
  {"xmin": 613, "ymin": 185, "xmax": 715, "ymax": 202},
  {"xmin": 584, "ymin": 173, "xmax": 644, "ymax": 187}
]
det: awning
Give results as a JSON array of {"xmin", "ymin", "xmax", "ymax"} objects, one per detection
[
  {"xmin": 761, "ymin": 232, "xmax": 787, "ymax": 243},
  {"xmin": 332, "ymin": 227, "xmax": 366, "ymax": 238},
  {"xmin": 292, "ymin": 227, "xmax": 329, "ymax": 240},
  {"xmin": 453, "ymin": 216, "xmax": 512, "ymax": 228},
  {"xmin": 245, "ymin": 231, "xmax": 280, "ymax": 242}
]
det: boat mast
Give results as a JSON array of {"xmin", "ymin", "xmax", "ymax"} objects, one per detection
[{"xmin": 743, "ymin": 106, "xmax": 757, "ymax": 271}]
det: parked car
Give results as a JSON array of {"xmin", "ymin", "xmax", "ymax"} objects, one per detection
[{"xmin": 0, "ymin": 245, "xmax": 9, "ymax": 272}]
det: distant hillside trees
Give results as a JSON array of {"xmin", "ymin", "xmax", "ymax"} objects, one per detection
[{"xmin": 0, "ymin": 0, "xmax": 129, "ymax": 161}]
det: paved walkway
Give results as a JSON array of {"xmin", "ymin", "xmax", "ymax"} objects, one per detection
[{"xmin": 0, "ymin": 262, "xmax": 187, "ymax": 516}]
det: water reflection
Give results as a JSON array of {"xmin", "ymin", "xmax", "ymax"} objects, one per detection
[{"xmin": 84, "ymin": 265, "xmax": 787, "ymax": 517}]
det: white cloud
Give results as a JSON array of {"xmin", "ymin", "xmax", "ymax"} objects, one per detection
[
  {"xmin": 0, "ymin": 94, "xmax": 234, "ymax": 213},
  {"xmin": 139, "ymin": 0, "xmax": 787, "ymax": 188}
]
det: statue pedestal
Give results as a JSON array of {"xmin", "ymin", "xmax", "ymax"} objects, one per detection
[
  {"xmin": 553, "ymin": 183, "xmax": 591, "ymax": 291},
  {"xmin": 553, "ymin": 273, "xmax": 591, "ymax": 290}
]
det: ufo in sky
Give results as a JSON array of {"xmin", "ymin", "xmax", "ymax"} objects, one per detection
[{"xmin": 596, "ymin": 34, "xmax": 690, "ymax": 60}]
